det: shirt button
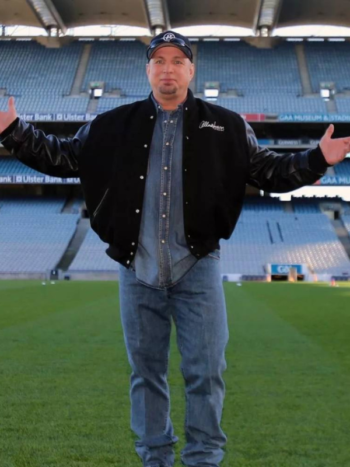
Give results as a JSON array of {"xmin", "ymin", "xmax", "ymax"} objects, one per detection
[
  {"xmin": 190, "ymin": 245, "xmax": 194, "ymax": 249},
  {"xmin": 164, "ymin": 166, "xmax": 168, "ymax": 170},
  {"xmin": 166, "ymin": 142, "xmax": 170, "ymax": 146},
  {"xmin": 163, "ymin": 192, "xmax": 167, "ymax": 196},
  {"xmin": 184, "ymin": 169, "xmax": 187, "ymax": 172},
  {"xmin": 185, "ymin": 201, "xmax": 189, "ymax": 205},
  {"xmin": 188, "ymin": 234, "xmax": 190, "ymax": 238},
  {"xmin": 127, "ymin": 260, "xmax": 130, "ymax": 264},
  {"xmin": 144, "ymin": 144, "xmax": 148, "ymax": 148},
  {"xmin": 140, "ymin": 175, "xmax": 144, "ymax": 179},
  {"xmin": 130, "ymin": 252, "xmax": 134, "ymax": 255},
  {"xmin": 186, "ymin": 136, "xmax": 189, "ymax": 140},
  {"xmin": 170, "ymin": 120, "xmax": 174, "ymax": 123},
  {"xmin": 162, "ymin": 214, "xmax": 166, "ymax": 218},
  {"xmin": 185, "ymin": 107, "xmax": 188, "ymax": 111},
  {"xmin": 131, "ymin": 242, "xmax": 135, "ymax": 246},
  {"xmin": 135, "ymin": 209, "xmax": 140, "ymax": 213},
  {"xmin": 150, "ymin": 115, "xmax": 154, "ymax": 119},
  {"xmin": 161, "ymin": 239, "xmax": 165, "ymax": 244},
  {"xmin": 164, "ymin": 120, "xmax": 167, "ymax": 123}
]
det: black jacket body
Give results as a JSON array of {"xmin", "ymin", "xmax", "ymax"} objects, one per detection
[{"xmin": 0, "ymin": 90, "xmax": 329, "ymax": 267}]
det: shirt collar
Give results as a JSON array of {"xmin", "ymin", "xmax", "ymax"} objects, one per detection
[{"xmin": 151, "ymin": 92, "xmax": 184, "ymax": 113}]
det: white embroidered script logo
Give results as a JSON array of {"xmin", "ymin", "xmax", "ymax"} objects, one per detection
[
  {"xmin": 163, "ymin": 32, "xmax": 176, "ymax": 42},
  {"xmin": 199, "ymin": 121, "xmax": 225, "ymax": 132}
]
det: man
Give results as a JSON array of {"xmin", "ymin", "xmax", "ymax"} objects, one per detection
[{"xmin": 0, "ymin": 31, "xmax": 349, "ymax": 467}]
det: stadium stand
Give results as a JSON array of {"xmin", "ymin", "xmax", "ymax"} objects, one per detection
[
  {"xmin": 304, "ymin": 42, "xmax": 350, "ymax": 94},
  {"xmin": 0, "ymin": 41, "xmax": 88, "ymax": 113},
  {"xmin": 0, "ymin": 197, "xmax": 79, "ymax": 273},
  {"xmin": 0, "ymin": 39, "xmax": 349, "ymax": 115},
  {"xmin": 82, "ymin": 41, "xmax": 150, "ymax": 97},
  {"xmin": 60, "ymin": 198, "xmax": 350, "ymax": 277},
  {"xmin": 334, "ymin": 160, "xmax": 350, "ymax": 177},
  {"xmin": 342, "ymin": 215, "xmax": 350, "ymax": 237},
  {"xmin": 335, "ymin": 98, "xmax": 350, "ymax": 113},
  {"xmin": 291, "ymin": 198, "xmax": 321, "ymax": 214},
  {"xmin": 215, "ymin": 95, "xmax": 328, "ymax": 114},
  {"xmin": 197, "ymin": 41, "xmax": 302, "ymax": 95},
  {"xmin": 0, "ymin": 157, "xmax": 49, "ymax": 176},
  {"xmin": 68, "ymin": 229, "xmax": 118, "ymax": 271},
  {"xmin": 220, "ymin": 205, "xmax": 350, "ymax": 276},
  {"xmin": 96, "ymin": 96, "xmax": 140, "ymax": 113}
]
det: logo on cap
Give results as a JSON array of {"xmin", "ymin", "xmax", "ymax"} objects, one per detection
[{"xmin": 163, "ymin": 32, "xmax": 176, "ymax": 42}]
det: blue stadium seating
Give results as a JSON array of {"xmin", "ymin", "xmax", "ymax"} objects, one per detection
[
  {"xmin": 335, "ymin": 98, "xmax": 350, "ymax": 114},
  {"xmin": 69, "ymin": 229, "xmax": 118, "ymax": 271},
  {"xmin": 0, "ymin": 41, "xmax": 87, "ymax": 113},
  {"xmin": 197, "ymin": 41, "xmax": 302, "ymax": 95},
  {"xmin": 216, "ymin": 95, "xmax": 328, "ymax": 114},
  {"xmin": 96, "ymin": 96, "xmax": 140, "ymax": 113},
  {"xmin": 82, "ymin": 41, "xmax": 149, "ymax": 97},
  {"xmin": 220, "ymin": 204, "xmax": 350, "ymax": 276},
  {"xmin": 0, "ymin": 197, "xmax": 79, "ymax": 273},
  {"xmin": 304, "ymin": 42, "xmax": 350, "ymax": 93},
  {"xmin": 334, "ymin": 160, "xmax": 350, "ymax": 177},
  {"xmin": 0, "ymin": 39, "xmax": 349, "ymax": 115},
  {"xmin": 0, "ymin": 40, "xmax": 83, "ymax": 96}
]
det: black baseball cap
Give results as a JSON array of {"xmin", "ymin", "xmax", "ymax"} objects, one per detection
[{"xmin": 147, "ymin": 30, "xmax": 193, "ymax": 62}]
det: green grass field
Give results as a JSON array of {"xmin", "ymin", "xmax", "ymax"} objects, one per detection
[{"xmin": 1, "ymin": 280, "xmax": 350, "ymax": 467}]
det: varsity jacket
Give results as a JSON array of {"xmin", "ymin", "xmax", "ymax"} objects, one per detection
[{"xmin": 0, "ymin": 90, "xmax": 330, "ymax": 268}]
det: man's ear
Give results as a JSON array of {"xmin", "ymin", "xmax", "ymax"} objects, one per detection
[
  {"xmin": 146, "ymin": 62, "xmax": 150, "ymax": 77},
  {"xmin": 189, "ymin": 63, "xmax": 195, "ymax": 81}
]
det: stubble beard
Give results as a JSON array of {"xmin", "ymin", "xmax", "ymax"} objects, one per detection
[{"xmin": 159, "ymin": 84, "xmax": 178, "ymax": 95}]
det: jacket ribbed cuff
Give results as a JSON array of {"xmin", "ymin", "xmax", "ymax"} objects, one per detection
[{"xmin": 308, "ymin": 145, "xmax": 332, "ymax": 174}]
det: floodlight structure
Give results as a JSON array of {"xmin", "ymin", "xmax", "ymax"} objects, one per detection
[
  {"xmin": 320, "ymin": 82, "xmax": 336, "ymax": 101},
  {"xmin": 26, "ymin": 0, "xmax": 66, "ymax": 34},
  {"xmin": 254, "ymin": 0, "xmax": 283, "ymax": 36},
  {"xmin": 143, "ymin": 0, "xmax": 169, "ymax": 34}
]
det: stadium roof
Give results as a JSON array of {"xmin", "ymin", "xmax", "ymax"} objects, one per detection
[{"xmin": 1, "ymin": 0, "xmax": 350, "ymax": 36}]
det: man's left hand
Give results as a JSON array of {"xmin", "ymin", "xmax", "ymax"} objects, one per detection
[{"xmin": 319, "ymin": 124, "xmax": 350, "ymax": 166}]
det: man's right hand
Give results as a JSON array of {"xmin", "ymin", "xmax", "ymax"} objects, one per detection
[{"xmin": 0, "ymin": 97, "xmax": 18, "ymax": 134}]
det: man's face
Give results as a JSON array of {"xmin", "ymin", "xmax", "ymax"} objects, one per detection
[{"xmin": 146, "ymin": 46, "xmax": 195, "ymax": 98}]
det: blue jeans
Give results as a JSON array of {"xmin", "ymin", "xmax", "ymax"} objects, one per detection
[{"xmin": 119, "ymin": 253, "xmax": 229, "ymax": 467}]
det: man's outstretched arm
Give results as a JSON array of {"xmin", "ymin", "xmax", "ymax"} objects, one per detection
[
  {"xmin": 0, "ymin": 97, "xmax": 90, "ymax": 178},
  {"xmin": 245, "ymin": 121, "xmax": 350, "ymax": 194}
]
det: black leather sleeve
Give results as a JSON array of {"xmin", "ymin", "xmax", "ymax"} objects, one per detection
[
  {"xmin": 245, "ymin": 121, "xmax": 330, "ymax": 193},
  {"xmin": 0, "ymin": 118, "xmax": 91, "ymax": 178}
]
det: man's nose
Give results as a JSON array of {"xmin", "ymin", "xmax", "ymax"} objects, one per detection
[{"xmin": 162, "ymin": 63, "xmax": 174, "ymax": 73}]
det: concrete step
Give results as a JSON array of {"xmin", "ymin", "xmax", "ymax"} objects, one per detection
[
  {"xmin": 295, "ymin": 43, "xmax": 313, "ymax": 95},
  {"xmin": 331, "ymin": 218, "xmax": 350, "ymax": 259},
  {"xmin": 55, "ymin": 218, "xmax": 90, "ymax": 271},
  {"xmin": 70, "ymin": 43, "xmax": 92, "ymax": 96}
]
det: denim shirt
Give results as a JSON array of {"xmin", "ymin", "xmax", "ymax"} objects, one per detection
[{"xmin": 131, "ymin": 95, "xmax": 197, "ymax": 289}]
